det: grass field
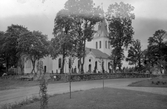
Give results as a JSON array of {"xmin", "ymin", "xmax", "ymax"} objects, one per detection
[
  {"xmin": 0, "ymin": 78, "xmax": 40, "ymax": 90},
  {"xmin": 0, "ymin": 78, "xmax": 63, "ymax": 90},
  {"xmin": 13, "ymin": 87, "xmax": 167, "ymax": 109},
  {"xmin": 129, "ymin": 76, "xmax": 167, "ymax": 88}
]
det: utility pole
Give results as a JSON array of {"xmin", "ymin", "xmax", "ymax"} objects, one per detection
[
  {"xmin": 100, "ymin": 57, "xmax": 104, "ymax": 89},
  {"xmin": 69, "ymin": 55, "xmax": 75, "ymax": 99},
  {"xmin": 69, "ymin": 56, "xmax": 72, "ymax": 99}
]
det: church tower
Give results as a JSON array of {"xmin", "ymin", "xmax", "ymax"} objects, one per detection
[{"xmin": 92, "ymin": 19, "xmax": 111, "ymax": 56}]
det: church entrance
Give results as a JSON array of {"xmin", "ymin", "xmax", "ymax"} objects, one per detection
[
  {"xmin": 44, "ymin": 66, "xmax": 46, "ymax": 73},
  {"xmin": 88, "ymin": 64, "xmax": 91, "ymax": 73}
]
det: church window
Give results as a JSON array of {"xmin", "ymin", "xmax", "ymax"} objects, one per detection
[
  {"xmin": 108, "ymin": 41, "xmax": 110, "ymax": 49},
  {"xmin": 69, "ymin": 58, "xmax": 71, "ymax": 69},
  {"xmin": 99, "ymin": 41, "xmax": 101, "ymax": 48},
  {"xmin": 58, "ymin": 58, "xmax": 61, "ymax": 68},
  {"xmin": 78, "ymin": 60, "xmax": 80, "ymax": 68},
  {"xmin": 89, "ymin": 59, "xmax": 91, "ymax": 62},
  {"xmin": 95, "ymin": 61, "xmax": 97, "ymax": 68},
  {"xmin": 96, "ymin": 42, "xmax": 98, "ymax": 49},
  {"xmin": 105, "ymin": 41, "xmax": 107, "ymax": 48},
  {"xmin": 108, "ymin": 62, "xmax": 110, "ymax": 68}
]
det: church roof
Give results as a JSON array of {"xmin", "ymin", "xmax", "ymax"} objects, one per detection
[{"xmin": 85, "ymin": 47, "xmax": 109, "ymax": 59}]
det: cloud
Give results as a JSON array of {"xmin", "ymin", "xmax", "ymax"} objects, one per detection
[
  {"xmin": 1, "ymin": 0, "xmax": 167, "ymax": 48},
  {"xmin": 133, "ymin": 0, "xmax": 167, "ymax": 20},
  {"xmin": 0, "ymin": 14, "xmax": 54, "ymax": 39},
  {"xmin": 0, "ymin": 0, "xmax": 66, "ymax": 18}
]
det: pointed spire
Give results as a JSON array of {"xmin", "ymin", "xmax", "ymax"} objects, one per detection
[{"xmin": 101, "ymin": 3, "xmax": 105, "ymax": 19}]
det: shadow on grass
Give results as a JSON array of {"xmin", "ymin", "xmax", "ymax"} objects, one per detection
[{"xmin": 4, "ymin": 87, "xmax": 167, "ymax": 109}]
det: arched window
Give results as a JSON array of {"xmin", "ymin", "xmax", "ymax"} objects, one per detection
[
  {"xmin": 78, "ymin": 60, "xmax": 80, "ymax": 68},
  {"xmin": 89, "ymin": 59, "xmax": 91, "ymax": 62},
  {"xmin": 108, "ymin": 62, "xmax": 110, "ymax": 69},
  {"xmin": 95, "ymin": 61, "xmax": 97, "ymax": 68},
  {"xmin": 105, "ymin": 41, "xmax": 107, "ymax": 48},
  {"xmin": 96, "ymin": 42, "xmax": 98, "ymax": 49},
  {"xmin": 88, "ymin": 64, "xmax": 91, "ymax": 72},
  {"xmin": 108, "ymin": 41, "xmax": 110, "ymax": 49},
  {"xmin": 58, "ymin": 58, "xmax": 61, "ymax": 68},
  {"xmin": 99, "ymin": 41, "xmax": 101, "ymax": 48},
  {"xmin": 69, "ymin": 58, "xmax": 71, "ymax": 69}
]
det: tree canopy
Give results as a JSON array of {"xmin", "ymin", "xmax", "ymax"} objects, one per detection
[
  {"xmin": 107, "ymin": 2, "xmax": 135, "ymax": 70},
  {"xmin": 146, "ymin": 29, "xmax": 167, "ymax": 74},
  {"xmin": 126, "ymin": 39, "xmax": 143, "ymax": 71},
  {"xmin": 64, "ymin": 0, "xmax": 103, "ymax": 73},
  {"xmin": 18, "ymin": 31, "xmax": 49, "ymax": 73},
  {"xmin": 52, "ymin": 0, "xmax": 102, "ymax": 73}
]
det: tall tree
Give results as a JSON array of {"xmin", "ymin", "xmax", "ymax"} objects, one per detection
[
  {"xmin": 107, "ymin": 2, "xmax": 135, "ymax": 70},
  {"xmin": 147, "ymin": 29, "xmax": 167, "ymax": 74},
  {"xmin": 52, "ymin": 9, "xmax": 76, "ymax": 74},
  {"xmin": 18, "ymin": 31, "xmax": 49, "ymax": 74},
  {"xmin": 0, "ymin": 31, "xmax": 6, "ymax": 75},
  {"xmin": 110, "ymin": 47, "xmax": 124, "ymax": 71},
  {"xmin": 126, "ymin": 39, "xmax": 143, "ymax": 72},
  {"xmin": 1, "ymin": 24, "xmax": 28, "ymax": 73},
  {"xmin": 64, "ymin": 0, "xmax": 102, "ymax": 73}
]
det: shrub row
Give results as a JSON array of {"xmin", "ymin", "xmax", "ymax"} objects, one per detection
[{"xmin": 50, "ymin": 73, "xmax": 151, "ymax": 82}]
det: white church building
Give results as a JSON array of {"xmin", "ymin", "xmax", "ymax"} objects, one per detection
[{"xmin": 24, "ymin": 20, "xmax": 113, "ymax": 74}]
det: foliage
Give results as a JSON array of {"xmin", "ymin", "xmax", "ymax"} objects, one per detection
[
  {"xmin": 1, "ymin": 25, "xmax": 28, "ymax": 73},
  {"xmin": 39, "ymin": 75, "xmax": 48, "ymax": 109},
  {"xmin": 146, "ymin": 29, "xmax": 167, "ymax": 74},
  {"xmin": 0, "ymin": 31, "xmax": 6, "ymax": 75},
  {"xmin": 18, "ymin": 31, "xmax": 49, "ymax": 73},
  {"xmin": 64, "ymin": 0, "xmax": 103, "ymax": 73},
  {"xmin": 107, "ymin": 2, "xmax": 135, "ymax": 70},
  {"xmin": 126, "ymin": 39, "xmax": 143, "ymax": 71},
  {"xmin": 52, "ymin": 9, "xmax": 77, "ymax": 74},
  {"xmin": 110, "ymin": 46, "xmax": 124, "ymax": 71}
]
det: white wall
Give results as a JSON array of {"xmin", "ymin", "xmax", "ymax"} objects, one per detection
[
  {"xmin": 93, "ymin": 37, "xmax": 111, "ymax": 56},
  {"xmin": 84, "ymin": 53, "xmax": 96, "ymax": 73},
  {"xmin": 42, "ymin": 56, "xmax": 52, "ymax": 73},
  {"xmin": 24, "ymin": 54, "xmax": 111, "ymax": 74},
  {"xmin": 86, "ymin": 40, "xmax": 95, "ymax": 49},
  {"xmin": 24, "ymin": 56, "xmax": 53, "ymax": 74}
]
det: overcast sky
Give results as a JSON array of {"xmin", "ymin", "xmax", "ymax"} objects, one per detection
[{"xmin": 0, "ymin": 0, "xmax": 167, "ymax": 50}]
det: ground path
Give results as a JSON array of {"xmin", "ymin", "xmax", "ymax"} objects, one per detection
[{"xmin": 0, "ymin": 78, "xmax": 167, "ymax": 106}]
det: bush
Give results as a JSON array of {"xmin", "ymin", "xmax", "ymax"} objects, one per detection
[
  {"xmin": 0, "ymin": 64, "xmax": 5, "ymax": 76},
  {"xmin": 39, "ymin": 75, "xmax": 48, "ymax": 109},
  {"xmin": 7, "ymin": 68, "xmax": 17, "ymax": 75}
]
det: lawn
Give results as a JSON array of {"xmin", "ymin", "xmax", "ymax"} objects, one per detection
[
  {"xmin": 129, "ymin": 76, "xmax": 167, "ymax": 88},
  {"xmin": 14, "ymin": 88, "xmax": 167, "ymax": 109},
  {"xmin": 0, "ymin": 77, "xmax": 63, "ymax": 90},
  {"xmin": 0, "ymin": 78, "xmax": 40, "ymax": 90}
]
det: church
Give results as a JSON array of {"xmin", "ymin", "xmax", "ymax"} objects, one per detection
[{"xmin": 24, "ymin": 20, "xmax": 113, "ymax": 74}]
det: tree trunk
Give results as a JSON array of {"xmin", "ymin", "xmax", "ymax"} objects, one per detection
[
  {"xmin": 112, "ymin": 58, "xmax": 117, "ymax": 73},
  {"xmin": 118, "ymin": 64, "xmax": 121, "ymax": 71},
  {"xmin": 138, "ymin": 59, "xmax": 141, "ymax": 73},
  {"xmin": 31, "ymin": 60, "xmax": 36, "ymax": 74},
  {"xmin": 17, "ymin": 58, "xmax": 24, "ymax": 75},
  {"xmin": 78, "ymin": 58, "xmax": 81, "ymax": 74},
  {"xmin": 5, "ymin": 56, "xmax": 9, "ymax": 73},
  {"xmin": 81, "ymin": 40, "xmax": 86, "ymax": 74},
  {"xmin": 20, "ymin": 64, "xmax": 24, "ymax": 75},
  {"xmin": 60, "ymin": 53, "xmax": 65, "ymax": 74}
]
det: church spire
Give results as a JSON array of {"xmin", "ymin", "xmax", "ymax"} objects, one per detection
[{"xmin": 93, "ymin": 3, "xmax": 108, "ymax": 38}]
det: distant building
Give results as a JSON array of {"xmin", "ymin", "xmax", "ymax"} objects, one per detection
[{"xmin": 24, "ymin": 20, "xmax": 113, "ymax": 74}]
